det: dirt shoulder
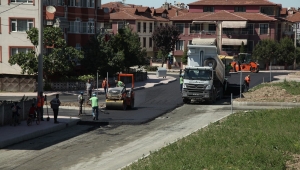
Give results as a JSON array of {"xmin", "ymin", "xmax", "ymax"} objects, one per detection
[{"xmin": 234, "ymin": 72, "xmax": 300, "ymax": 103}]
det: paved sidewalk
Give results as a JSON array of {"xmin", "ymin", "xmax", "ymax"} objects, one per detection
[{"xmin": 0, "ymin": 75, "xmax": 177, "ymax": 148}]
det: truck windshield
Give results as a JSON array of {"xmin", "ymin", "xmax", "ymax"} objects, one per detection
[{"xmin": 183, "ymin": 69, "xmax": 212, "ymax": 80}]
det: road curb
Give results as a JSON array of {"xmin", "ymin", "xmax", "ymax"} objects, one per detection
[{"xmin": 232, "ymin": 101, "xmax": 300, "ymax": 107}]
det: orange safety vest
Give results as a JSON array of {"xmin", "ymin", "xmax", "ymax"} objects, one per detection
[
  {"xmin": 244, "ymin": 76, "xmax": 250, "ymax": 83},
  {"xmin": 102, "ymin": 80, "xmax": 109, "ymax": 88},
  {"xmin": 37, "ymin": 96, "xmax": 44, "ymax": 107}
]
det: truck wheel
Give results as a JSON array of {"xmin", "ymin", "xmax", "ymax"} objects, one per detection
[{"xmin": 204, "ymin": 58, "xmax": 217, "ymax": 69}]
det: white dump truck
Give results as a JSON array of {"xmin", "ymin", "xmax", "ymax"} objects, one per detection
[{"xmin": 181, "ymin": 44, "xmax": 228, "ymax": 104}]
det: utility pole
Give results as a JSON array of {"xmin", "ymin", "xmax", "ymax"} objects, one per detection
[
  {"xmin": 294, "ymin": 23, "xmax": 297, "ymax": 70},
  {"xmin": 37, "ymin": 0, "xmax": 44, "ymax": 94}
]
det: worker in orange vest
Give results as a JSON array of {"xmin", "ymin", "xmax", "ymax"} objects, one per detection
[
  {"xmin": 244, "ymin": 75, "xmax": 250, "ymax": 92},
  {"xmin": 102, "ymin": 78, "xmax": 110, "ymax": 94},
  {"xmin": 37, "ymin": 91, "xmax": 45, "ymax": 121}
]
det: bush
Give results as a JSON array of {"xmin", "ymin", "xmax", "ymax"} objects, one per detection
[
  {"xmin": 44, "ymin": 82, "xmax": 52, "ymax": 91},
  {"xmin": 78, "ymin": 75, "xmax": 95, "ymax": 82},
  {"xmin": 144, "ymin": 66, "xmax": 158, "ymax": 71}
]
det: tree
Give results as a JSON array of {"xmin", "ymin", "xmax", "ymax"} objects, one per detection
[
  {"xmin": 82, "ymin": 26, "xmax": 146, "ymax": 76},
  {"xmin": 181, "ymin": 46, "xmax": 188, "ymax": 65},
  {"xmin": 152, "ymin": 25, "xmax": 180, "ymax": 67},
  {"xmin": 9, "ymin": 27, "xmax": 83, "ymax": 81},
  {"xmin": 277, "ymin": 37, "xmax": 295, "ymax": 69},
  {"xmin": 252, "ymin": 39, "xmax": 279, "ymax": 70},
  {"xmin": 240, "ymin": 41, "xmax": 246, "ymax": 53}
]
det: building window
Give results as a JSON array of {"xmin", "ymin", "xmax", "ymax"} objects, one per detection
[
  {"xmin": 190, "ymin": 24, "xmax": 200, "ymax": 33},
  {"xmin": 104, "ymin": 22, "xmax": 112, "ymax": 29},
  {"xmin": 10, "ymin": 47, "xmax": 33, "ymax": 57},
  {"xmin": 260, "ymin": 7, "xmax": 274, "ymax": 16},
  {"xmin": 10, "ymin": 0, "xmax": 33, "ymax": 3},
  {"xmin": 176, "ymin": 40, "xmax": 184, "ymax": 50},
  {"xmin": 234, "ymin": 6, "xmax": 246, "ymax": 12},
  {"xmin": 259, "ymin": 23, "xmax": 269, "ymax": 35},
  {"xmin": 143, "ymin": 37, "xmax": 146, "ymax": 48},
  {"xmin": 160, "ymin": 23, "xmax": 163, "ymax": 27},
  {"xmin": 247, "ymin": 40, "xmax": 254, "ymax": 53},
  {"xmin": 149, "ymin": 37, "xmax": 152, "ymax": 48},
  {"xmin": 75, "ymin": 43, "xmax": 81, "ymax": 51},
  {"xmin": 203, "ymin": 6, "xmax": 214, "ymax": 12},
  {"xmin": 150, "ymin": 23, "xmax": 153, "ymax": 33},
  {"xmin": 82, "ymin": 19, "xmax": 94, "ymax": 34},
  {"xmin": 242, "ymin": 24, "xmax": 254, "ymax": 35},
  {"xmin": 68, "ymin": 0, "xmax": 81, "ymax": 7},
  {"xmin": 223, "ymin": 28, "xmax": 234, "ymax": 35},
  {"xmin": 175, "ymin": 23, "xmax": 184, "ymax": 34},
  {"xmin": 118, "ymin": 21, "xmax": 125, "ymax": 30},
  {"xmin": 143, "ymin": 22, "xmax": 146, "ymax": 33},
  {"xmin": 137, "ymin": 22, "xmax": 141, "ymax": 32},
  {"xmin": 81, "ymin": 0, "xmax": 94, "ymax": 7},
  {"xmin": 69, "ymin": 18, "xmax": 81, "ymax": 33},
  {"xmin": 189, "ymin": 40, "xmax": 192, "ymax": 45},
  {"xmin": 162, "ymin": 13, "xmax": 167, "ymax": 18},
  {"xmin": 10, "ymin": 19, "xmax": 33, "ymax": 32},
  {"xmin": 208, "ymin": 24, "xmax": 216, "ymax": 32},
  {"xmin": 57, "ymin": 0, "xmax": 63, "ymax": 6}
]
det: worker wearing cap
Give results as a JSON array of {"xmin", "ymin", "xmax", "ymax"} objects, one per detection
[
  {"xmin": 89, "ymin": 93, "xmax": 99, "ymax": 120},
  {"xmin": 244, "ymin": 75, "xmax": 251, "ymax": 91},
  {"xmin": 78, "ymin": 92, "xmax": 84, "ymax": 115},
  {"xmin": 115, "ymin": 80, "xmax": 125, "ymax": 87}
]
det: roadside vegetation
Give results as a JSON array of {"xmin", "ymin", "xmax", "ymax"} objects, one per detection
[
  {"xmin": 124, "ymin": 81, "xmax": 300, "ymax": 170},
  {"xmin": 250, "ymin": 80, "xmax": 300, "ymax": 95}
]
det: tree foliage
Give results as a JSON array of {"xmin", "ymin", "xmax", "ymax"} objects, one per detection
[
  {"xmin": 152, "ymin": 25, "xmax": 180, "ymax": 66},
  {"xmin": 252, "ymin": 39, "xmax": 279, "ymax": 69},
  {"xmin": 240, "ymin": 41, "xmax": 246, "ymax": 53},
  {"xmin": 181, "ymin": 46, "xmax": 188, "ymax": 64},
  {"xmin": 9, "ymin": 27, "xmax": 83, "ymax": 81},
  {"xmin": 82, "ymin": 26, "xmax": 146, "ymax": 76},
  {"xmin": 277, "ymin": 36, "xmax": 295, "ymax": 64}
]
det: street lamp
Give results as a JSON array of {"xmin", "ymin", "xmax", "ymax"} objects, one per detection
[{"xmin": 37, "ymin": 0, "xmax": 44, "ymax": 94}]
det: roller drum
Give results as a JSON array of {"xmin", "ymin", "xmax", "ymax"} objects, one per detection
[{"xmin": 105, "ymin": 100, "xmax": 126, "ymax": 110}]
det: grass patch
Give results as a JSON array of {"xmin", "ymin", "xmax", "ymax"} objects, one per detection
[
  {"xmin": 249, "ymin": 80, "xmax": 300, "ymax": 95},
  {"xmin": 123, "ymin": 108, "xmax": 300, "ymax": 170}
]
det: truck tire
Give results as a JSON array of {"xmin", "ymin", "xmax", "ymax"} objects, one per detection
[{"xmin": 204, "ymin": 58, "xmax": 217, "ymax": 69}]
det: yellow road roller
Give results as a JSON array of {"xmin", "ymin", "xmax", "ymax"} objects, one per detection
[{"xmin": 105, "ymin": 74, "xmax": 135, "ymax": 110}]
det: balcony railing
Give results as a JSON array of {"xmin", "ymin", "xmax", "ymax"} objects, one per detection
[{"xmin": 223, "ymin": 31, "xmax": 249, "ymax": 35}]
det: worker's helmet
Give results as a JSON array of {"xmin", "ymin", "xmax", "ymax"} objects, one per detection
[
  {"xmin": 80, "ymin": 92, "xmax": 83, "ymax": 94},
  {"xmin": 248, "ymin": 75, "xmax": 250, "ymax": 77},
  {"xmin": 115, "ymin": 79, "xmax": 118, "ymax": 82},
  {"xmin": 92, "ymin": 93, "xmax": 96, "ymax": 96}
]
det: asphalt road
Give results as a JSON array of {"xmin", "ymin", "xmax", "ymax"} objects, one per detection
[{"xmin": 0, "ymin": 71, "xmax": 293, "ymax": 170}]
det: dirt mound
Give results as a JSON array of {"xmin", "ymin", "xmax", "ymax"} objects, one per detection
[{"xmin": 234, "ymin": 85, "xmax": 300, "ymax": 103}]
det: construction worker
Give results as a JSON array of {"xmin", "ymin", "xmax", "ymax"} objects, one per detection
[
  {"xmin": 180, "ymin": 75, "xmax": 183, "ymax": 93},
  {"xmin": 226, "ymin": 63, "xmax": 233, "ymax": 72},
  {"xmin": 102, "ymin": 78, "xmax": 110, "ymax": 94},
  {"xmin": 37, "ymin": 91, "xmax": 45, "ymax": 121},
  {"xmin": 78, "ymin": 92, "xmax": 84, "ymax": 115},
  {"xmin": 244, "ymin": 75, "xmax": 251, "ymax": 91},
  {"xmin": 89, "ymin": 93, "xmax": 99, "ymax": 121},
  {"xmin": 115, "ymin": 80, "xmax": 125, "ymax": 87}
]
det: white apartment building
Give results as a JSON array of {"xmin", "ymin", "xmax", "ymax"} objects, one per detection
[{"xmin": 0, "ymin": 0, "xmax": 40, "ymax": 75}]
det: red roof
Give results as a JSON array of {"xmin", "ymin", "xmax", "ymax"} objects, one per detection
[
  {"xmin": 286, "ymin": 12, "xmax": 300, "ymax": 22},
  {"xmin": 171, "ymin": 10, "xmax": 277, "ymax": 21},
  {"xmin": 281, "ymin": 8, "xmax": 287, "ymax": 15},
  {"xmin": 188, "ymin": 0, "xmax": 278, "ymax": 6}
]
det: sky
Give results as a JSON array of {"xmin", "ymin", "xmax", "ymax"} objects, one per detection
[{"xmin": 101, "ymin": 0, "xmax": 300, "ymax": 9}]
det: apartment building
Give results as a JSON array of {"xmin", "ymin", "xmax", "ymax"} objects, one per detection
[
  {"xmin": 169, "ymin": 0, "xmax": 290, "ymax": 62},
  {"xmin": 0, "ymin": 0, "xmax": 109, "ymax": 75}
]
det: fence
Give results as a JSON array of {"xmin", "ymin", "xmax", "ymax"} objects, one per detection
[
  {"xmin": 0, "ymin": 74, "xmax": 36, "ymax": 92},
  {"xmin": 0, "ymin": 99, "xmax": 35, "ymax": 126}
]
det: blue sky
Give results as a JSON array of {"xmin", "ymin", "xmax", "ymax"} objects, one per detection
[{"xmin": 102, "ymin": 0, "xmax": 299, "ymax": 9}]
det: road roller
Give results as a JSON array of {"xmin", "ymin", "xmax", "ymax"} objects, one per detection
[{"xmin": 105, "ymin": 74, "xmax": 135, "ymax": 110}]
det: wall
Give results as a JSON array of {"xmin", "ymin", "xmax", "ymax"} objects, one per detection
[{"xmin": 0, "ymin": 74, "xmax": 36, "ymax": 92}]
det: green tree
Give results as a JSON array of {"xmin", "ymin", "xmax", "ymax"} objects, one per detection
[
  {"xmin": 9, "ymin": 27, "xmax": 83, "ymax": 81},
  {"xmin": 152, "ymin": 25, "xmax": 180, "ymax": 67},
  {"xmin": 181, "ymin": 46, "xmax": 188, "ymax": 65},
  {"xmin": 82, "ymin": 26, "xmax": 146, "ymax": 75},
  {"xmin": 252, "ymin": 39, "xmax": 279, "ymax": 70},
  {"xmin": 277, "ymin": 37, "xmax": 295, "ymax": 69},
  {"xmin": 240, "ymin": 41, "xmax": 246, "ymax": 53}
]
